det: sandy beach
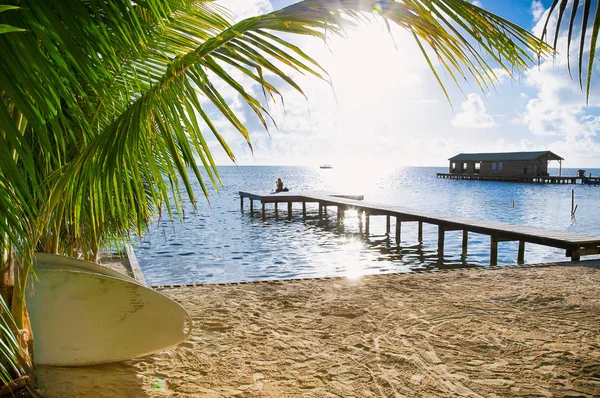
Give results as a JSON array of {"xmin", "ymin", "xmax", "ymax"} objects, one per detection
[{"xmin": 35, "ymin": 261, "xmax": 600, "ymax": 397}]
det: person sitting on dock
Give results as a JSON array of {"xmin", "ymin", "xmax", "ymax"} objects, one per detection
[{"xmin": 275, "ymin": 178, "xmax": 288, "ymax": 193}]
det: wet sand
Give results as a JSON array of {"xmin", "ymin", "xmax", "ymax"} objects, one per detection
[{"xmin": 36, "ymin": 262, "xmax": 600, "ymax": 397}]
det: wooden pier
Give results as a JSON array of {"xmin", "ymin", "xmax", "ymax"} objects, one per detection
[
  {"xmin": 239, "ymin": 191, "xmax": 600, "ymax": 265},
  {"xmin": 437, "ymin": 173, "xmax": 600, "ymax": 185}
]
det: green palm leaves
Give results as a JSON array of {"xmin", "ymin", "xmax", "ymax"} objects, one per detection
[
  {"xmin": 542, "ymin": 0, "xmax": 599, "ymax": 102},
  {"xmin": 0, "ymin": 294, "xmax": 27, "ymax": 389},
  {"xmin": 0, "ymin": 5, "xmax": 23, "ymax": 33}
]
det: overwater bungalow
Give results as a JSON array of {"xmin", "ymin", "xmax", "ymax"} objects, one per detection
[
  {"xmin": 446, "ymin": 151, "xmax": 564, "ymax": 178},
  {"xmin": 436, "ymin": 151, "xmax": 599, "ymax": 184}
]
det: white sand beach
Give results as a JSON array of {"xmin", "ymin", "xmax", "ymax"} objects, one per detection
[{"xmin": 35, "ymin": 261, "xmax": 600, "ymax": 397}]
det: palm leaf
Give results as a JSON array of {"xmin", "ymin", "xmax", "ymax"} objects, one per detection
[{"xmin": 543, "ymin": 0, "xmax": 600, "ymax": 102}]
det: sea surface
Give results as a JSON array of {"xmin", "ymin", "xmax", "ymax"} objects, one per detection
[{"xmin": 134, "ymin": 166, "xmax": 600, "ymax": 285}]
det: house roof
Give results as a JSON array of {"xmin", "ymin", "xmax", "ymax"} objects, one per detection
[{"xmin": 449, "ymin": 151, "xmax": 563, "ymax": 162}]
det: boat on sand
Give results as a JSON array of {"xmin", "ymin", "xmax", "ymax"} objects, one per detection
[{"xmin": 27, "ymin": 254, "xmax": 191, "ymax": 366}]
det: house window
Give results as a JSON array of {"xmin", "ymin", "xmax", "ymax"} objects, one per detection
[
  {"xmin": 498, "ymin": 162, "xmax": 503, "ymax": 170},
  {"xmin": 474, "ymin": 162, "xmax": 480, "ymax": 174},
  {"xmin": 492, "ymin": 162, "xmax": 497, "ymax": 170},
  {"xmin": 462, "ymin": 162, "xmax": 468, "ymax": 170},
  {"xmin": 452, "ymin": 162, "xmax": 456, "ymax": 170}
]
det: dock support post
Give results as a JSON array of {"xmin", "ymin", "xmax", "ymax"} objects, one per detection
[
  {"xmin": 365, "ymin": 213, "xmax": 370, "ymax": 236},
  {"xmin": 337, "ymin": 206, "xmax": 345, "ymax": 222},
  {"xmin": 274, "ymin": 202, "xmax": 278, "ymax": 218},
  {"xmin": 288, "ymin": 202, "xmax": 292, "ymax": 219},
  {"xmin": 490, "ymin": 236, "xmax": 498, "ymax": 266},
  {"xmin": 386, "ymin": 215, "xmax": 391, "ymax": 235},
  {"xmin": 261, "ymin": 202, "xmax": 265, "ymax": 220},
  {"xmin": 302, "ymin": 201, "xmax": 306, "ymax": 217},
  {"xmin": 438, "ymin": 225, "xmax": 445, "ymax": 257},
  {"xmin": 240, "ymin": 197, "xmax": 244, "ymax": 211},
  {"xmin": 358, "ymin": 211, "xmax": 363, "ymax": 234},
  {"xmin": 395, "ymin": 218, "xmax": 401, "ymax": 245},
  {"xmin": 462, "ymin": 230, "xmax": 468, "ymax": 257},
  {"xmin": 250, "ymin": 199, "xmax": 254, "ymax": 214},
  {"xmin": 517, "ymin": 241, "xmax": 525, "ymax": 264},
  {"xmin": 319, "ymin": 204, "xmax": 323, "ymax": 218},
  {"xmin": 571, "ymin": 247, "xmax": 580, "ymax": 262},
  {"xmin": 418, "ymin": 221, "xmax": 423, "ymax": 242}
]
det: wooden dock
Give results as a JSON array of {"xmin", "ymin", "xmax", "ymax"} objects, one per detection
[
  {"xmin": 437, "ymin": 173, "xmax": 600, "ymax": 185},
  {"xmin": 239, "ymin": 191, "xmax": 600, "ymax": 265}
]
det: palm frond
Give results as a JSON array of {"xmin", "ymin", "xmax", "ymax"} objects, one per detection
[
  {"xmin": 0, "ymin": 292, "xmax": 28, "ymax": 387},
  {"xmin": 543, "ymin": 0, "xmax": 600, "ymax": 102}
]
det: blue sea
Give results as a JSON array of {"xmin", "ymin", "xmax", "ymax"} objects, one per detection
[{"xmin": 133, "ymin": 166, "xmax": 600, "ymax": 285}]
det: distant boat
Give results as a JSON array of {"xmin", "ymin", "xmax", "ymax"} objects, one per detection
[{"xmin": 320, "ymin": 164, "xmax": 333, "ymax": 169}]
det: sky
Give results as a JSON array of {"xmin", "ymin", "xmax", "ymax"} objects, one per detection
[{"xmin": 204, "ymin": 0, "xmax": 600, "ymax": 168}]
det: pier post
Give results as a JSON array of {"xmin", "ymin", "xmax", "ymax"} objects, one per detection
[
  {"xmin": 358, "ymin": 212, "xmax": 363, "ymax": 234},
  {"xmin": 462, "ymin": 230, "xmax": 468, "ymax": 257},
  {"xmin": 438, "ymin": 225, "xmax": 445, "ymax": 257},
  {"xmin": 395, "ymin": 218, "xmax": 401, "ymax": 245},
  {"xmin": 337, "ymin": 206, "xmax": 345, "ymax": 222},
  {"xmin": 517, "ymin": 241, "xmax": 525, "ymax": 264},
  {"xmin": 302, "ymin": 201, "xmax": 306, "ymax": 217},
  {"xmin": 261, "ymin": 202, "xmax": 265, "ymax": 220},
  {"xmin": 570, "ymin": 247, "xmax": 580, "ymax": 262},
  {"xmin": 490, "ymin": 236, "xmax": 498, "ymax": 266},
  {"xmin": 240, "ymin": 197, "xmax": 244, "ymax": 211},
  {"xmin": 274, "ymin": 202, "xmax": 278, "ymax": 218},
  {"xmin": 386, "ymin": 215, "xmax": 390, "ymax": 235},
  {"xmin": 418, "ymin": 221, "xmax": 423, "ymax": 242},
  {"xmin": 250, "ymin": 199, "xmax": 254, "ymax": 214},
  {"xmin": 365, "ymin": 213, "xmax": 370, "ymax": 236},
  {"xmin": 319, "ymin": 204, "xmax": 323, "ymax": 218},
  {"xmin": 288, "ymin": 202, "xmax": 292, "ymax": 219}
]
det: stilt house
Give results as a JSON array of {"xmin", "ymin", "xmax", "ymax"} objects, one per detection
[{"xmin": 448, "ymin": 151, "xmax": 564, "ymax": 178}]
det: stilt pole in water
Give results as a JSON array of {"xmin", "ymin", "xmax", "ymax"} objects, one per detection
[
  {"xmin": 438, "ymin": 225, "xmax": 445, "ymax": 258},
  {"xmin": 517, "ymin": 241, "xmax": 525, "ymax": 264},
  {"xmin": 386, "ymin": 216, "xmax": 390, "ymax": 235},
  {"xmin": 490, "ymin": 236, "xmax": 498, "ymax": 266}
]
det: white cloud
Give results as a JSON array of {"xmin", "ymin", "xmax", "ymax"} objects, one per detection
[
  {"xmin": 514, "ymin": 7, "xmax": 600, "ymax": 166},
  {"xmin": 451, "ymin": 94, "xmax": 498, "ymax": 129},
  {"xmin": 472, "ymin": 0, "xmax": 483, "ymax": 8},
  {"xmin": 530, "ymin": 1, "xmax": 546, "ymax": 24}
]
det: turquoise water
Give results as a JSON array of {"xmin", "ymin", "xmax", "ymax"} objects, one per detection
[{"xmin": 134, "ymin": 166, "xmax": 600, "ymax": 285}]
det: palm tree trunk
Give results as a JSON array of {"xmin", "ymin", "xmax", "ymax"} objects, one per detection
[
  {"xmin": 11, "ymin": 262, "xmax": 33, "ymax": 369},
  {"xmin": 0, "ymin": 239, "xmax": 14, "ymax": 310}
]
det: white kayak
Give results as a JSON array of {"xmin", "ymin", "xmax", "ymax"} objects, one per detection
[{"xmin": 26, "ymin": 268, "xmax": 191, "ymax": 366}]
